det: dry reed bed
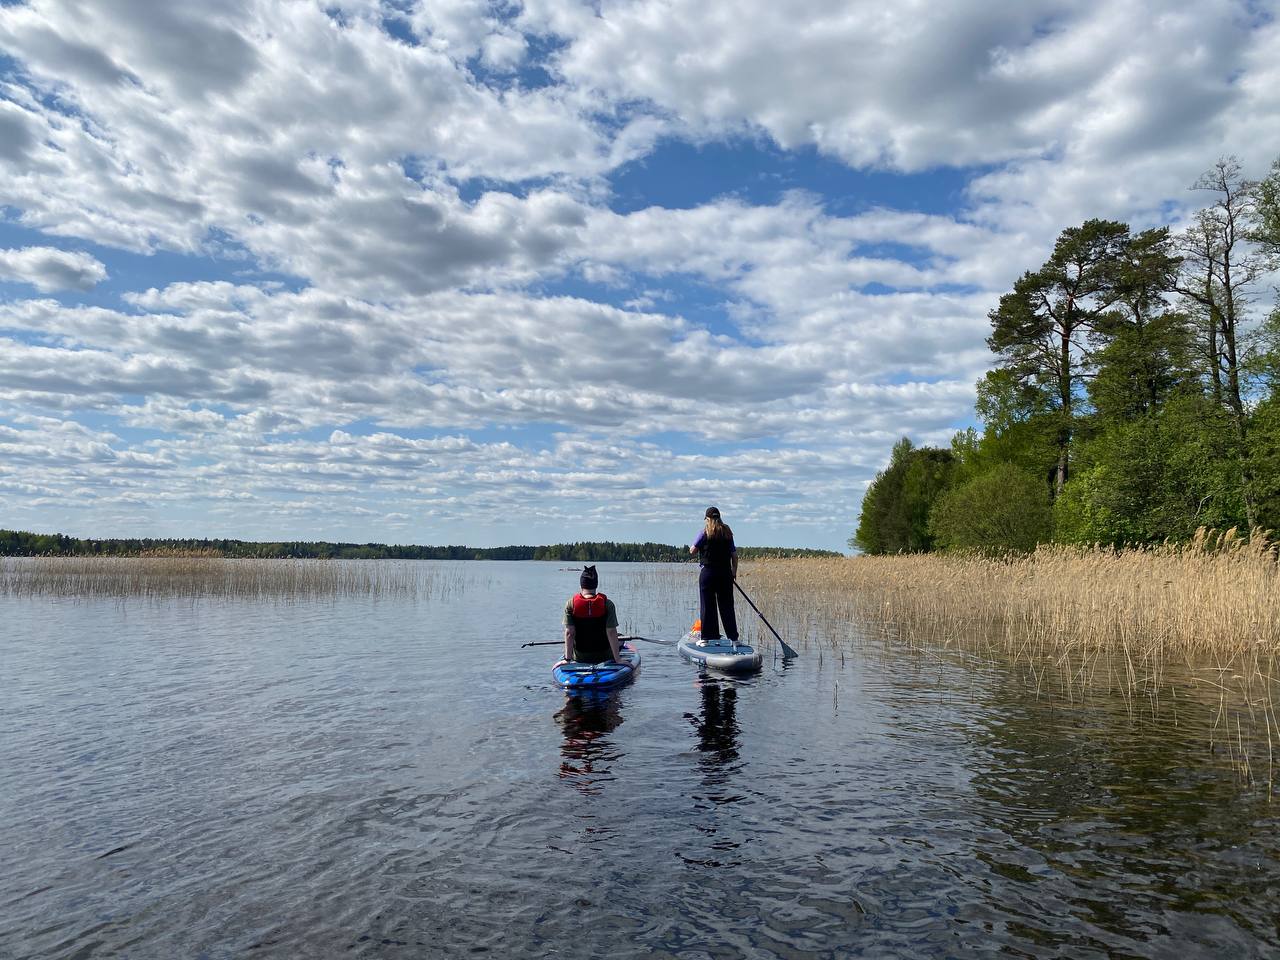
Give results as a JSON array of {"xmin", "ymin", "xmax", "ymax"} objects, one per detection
[
  {"xmin": 742, "ymin": 533, "xmax": 1280, "ymax": 784},
  {"xmin": 0, "ymin": 556, "xmax": 467, "ymax": 601},
  {"xmin": 742, "ymin": 529, "xmax": 1280, "ymax": 723},
  {"xmin": 745, "ymin": 529, "xmax": 1280, "ymax": 661}
]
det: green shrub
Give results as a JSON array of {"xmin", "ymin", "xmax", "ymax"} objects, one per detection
[{"xmin": 929, "ymin": 463, "xmax": 1053, "ymax": 554}]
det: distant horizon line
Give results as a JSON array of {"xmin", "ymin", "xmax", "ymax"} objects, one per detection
[{"xmin": 0, "ymin": 529, "xmax": 845, "ymax": 559}]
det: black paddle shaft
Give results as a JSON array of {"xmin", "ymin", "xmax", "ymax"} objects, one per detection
[
  {"xmin": 521, "ymin": 636, "xmax": 658, "ymax": 649},
  {"xmin": 733, "ymin": 581, "xmax": 799, "ymax": 658}
]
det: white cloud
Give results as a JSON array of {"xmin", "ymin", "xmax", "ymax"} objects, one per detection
[
  {"xmin": 532, "ymin": 0, "xmax": 1269, "ymax": 176},
  {"xmin": 0, "ymin": 0, "xmax": 636, "ymax": 264},
  {"xmin": 0, "ymin": 272, "xmax": 988, "ymax": 447},
  {"xmin": 0, "ymin": 246, "xmax": 107, "ymax": 291},
  {"xmin": 0, "ymin": 0, "xmax": 1277, "ymax": 547},
  {"xmin": 404, "ymin": 0, "xmax": 529, "ymax": 69}
]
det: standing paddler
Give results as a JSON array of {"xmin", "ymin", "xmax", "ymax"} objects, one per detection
[{"xmin": 689, "ymin": 507, "xmax": 739, "ymax": 647}]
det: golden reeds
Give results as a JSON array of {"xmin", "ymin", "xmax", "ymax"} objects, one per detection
[
  {"xmin": 0, "ymin": 556, "xmax": 468, "ymax": 601},
  {"xmin": 742, "ymin": 527, "xmax": 1280, "ymax": 666},
  {"xmin": 736, "ymin": 528, "xmax": 1280, "ymax": 788}
]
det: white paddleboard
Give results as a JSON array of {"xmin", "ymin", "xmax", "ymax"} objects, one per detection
[{"xmin": 675, "ymin": 631, "xmax": 763, "ymax": 674}]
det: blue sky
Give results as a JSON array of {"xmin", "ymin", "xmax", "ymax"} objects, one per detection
[{"xmin": 1, "ymin": 0, "xmax": 1278, "ymax": 551}]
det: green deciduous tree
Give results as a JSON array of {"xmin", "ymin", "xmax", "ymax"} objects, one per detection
[
  {"xmin": 1175, "ymin": 158, "xmax": 1271, "ymax": 527},
  {"xmin": 1053, "ymin": 395, "xmax": 1246, "ymax": 545},
  {"xmin": 1253, "ymin": 155, "xmax": 1280, "ymax": 259},
  {"xmin": 966, "ymin": 368, "xmax": 1062, "ymax": 497},
  {"xmin": 851, "ymin": 438, "xmax": 956, "ymax": 554},
  {"xmin": 929, "ymin": 463, "xmax": 1053, "ymax": 554}
]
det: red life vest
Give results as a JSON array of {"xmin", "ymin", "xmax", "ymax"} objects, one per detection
[{"xmin": 571, "ymin": 592, "xmax": 609, "ymax": 619}]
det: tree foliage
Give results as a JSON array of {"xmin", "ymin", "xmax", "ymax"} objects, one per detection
[
  {"xmin": 929, "ymin": 464, "xmax": 1053, "ymax": 554},
  {"xmin": 851, "ymin": 439, "xmax": 956, "ymax": 554},
  {"xmin": 1053, "ymin": 395, "xmax": 1246, "ymax": 546},
  {"xmin": 987, "ymin": 218, "xmax": 1130, "ymax": 496},
  {"xmin": 851, "ymin": 153, "xmax": 1280, "ymax": 554}
]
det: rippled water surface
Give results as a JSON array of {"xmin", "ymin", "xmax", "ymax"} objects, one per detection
[{"xmin": 3, "ymin": 561, "xmax": 1279, "ymax": 959}]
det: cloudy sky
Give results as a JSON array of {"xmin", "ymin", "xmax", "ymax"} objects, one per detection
[{"xmin": 1, "ymin": 0, "xmax": 1278, "ymax": 551}]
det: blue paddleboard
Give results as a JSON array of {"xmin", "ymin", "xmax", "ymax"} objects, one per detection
[{"xmin": 552, "ymin": 643, "xmax": 641, "ymax": 691}]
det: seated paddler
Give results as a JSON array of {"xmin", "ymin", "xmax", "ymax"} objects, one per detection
[{"xmin": 562, "ymin": 565, "xmax": 622, "ymax": 664}]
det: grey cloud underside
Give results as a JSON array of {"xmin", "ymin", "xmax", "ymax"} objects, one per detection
[
  {"xmin": 0, "ymin": 246, "xmax": 108, "ymax": 291},
  {"xmin": 0, "ymin": 104, "xmax": 36, "ymax": 163},
  {"xmin": 35, "ymin": 0, "xmax": 259, "ymax": 97},
  {"xmin": 535, "ymin": 0, "xmax": 1265, "ymax": 170}
]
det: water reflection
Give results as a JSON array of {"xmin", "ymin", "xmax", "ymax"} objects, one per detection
[
  {"xmin": 955, "ymin": 676, "xmax": 1280, "ymax": 956},
  {"xmin": 693, "ymin": 679, "xmax": 740, "ymax": 774},
  {"xmin": 678, "ymin": 678, "xmax": 746, "ymax": 867},
  {"xmin": 554, "ymin": 691, "xmax": 623, "ymax": 797}
]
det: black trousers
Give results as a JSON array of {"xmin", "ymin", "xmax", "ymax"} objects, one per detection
[{"xmin": 698, "ymin": 566, "xmax": 738, "ymax": 641}]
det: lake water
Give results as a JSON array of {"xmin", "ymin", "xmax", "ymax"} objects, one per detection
[{"xmin": 2, "ymin": 560, "xmax": 1278, "ymax": 959}]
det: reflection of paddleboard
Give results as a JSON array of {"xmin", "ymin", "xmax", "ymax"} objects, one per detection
[
  {"xmin": 676, "ymin": 631, "xmax": 763, "ymax": 674},
  {"xmin": 552, "ymin": 643, "xmax": 640, "ymax": 690}
]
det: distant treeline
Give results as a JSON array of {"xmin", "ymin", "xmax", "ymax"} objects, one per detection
[{"xmin": 0, "ymin": 530, "xmax": 839, "ymax": 561}]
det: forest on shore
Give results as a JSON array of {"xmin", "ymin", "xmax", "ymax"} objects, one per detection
[
  {"xmin": 0, "ymin": 530, "xmax": 838, "ymax": 562},
  {"xmin": 854, "ymin": 157, "xmax": 1280, "ymax": 555}
]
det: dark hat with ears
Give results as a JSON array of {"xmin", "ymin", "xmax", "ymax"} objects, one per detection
[
  {"xmin": 705, "ymin": 506, "xmax": 721, "ymax": 519},
  {"xmin": 580, "ymin": 564, "xmax": 598, "ymax": 589}
]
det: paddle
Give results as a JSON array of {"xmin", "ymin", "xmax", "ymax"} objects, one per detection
[
  {"xmin": 521, "ymin": 635, "xmax": 669, "ymax": 649},
  {"xmin": 733, "ymin": 581, "xmax": 798, "ymax": 658}
]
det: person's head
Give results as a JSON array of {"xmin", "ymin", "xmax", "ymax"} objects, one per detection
[
  {"xmin": 579, "ymin": 564, "xmax": 598, "ymax": 593},
  {"xmin": 704, "ymin": 506, "xmax": 730, "ymax": 539}
]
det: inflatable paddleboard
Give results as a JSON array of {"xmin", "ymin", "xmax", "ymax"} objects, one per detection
[
  {"xmin": 553, "ymin": 642, "xmax": 640, "ymax": 691},
  {"xmin": 676, "ymin": 631, "xmax": 763, "ymax": 674}
]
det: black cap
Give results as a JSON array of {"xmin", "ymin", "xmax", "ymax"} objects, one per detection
[
  {"xmin": 705, "ymin": 506, "xmax": 721, "ymax": 519},
  {"xmin": 580, "ymin": 565, "xmax": 598, "ymax": 589}
]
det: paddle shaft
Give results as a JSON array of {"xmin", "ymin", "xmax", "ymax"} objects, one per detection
[
  {"xmin": 733, "ymin": 581, "xmax": 798, "ymax": 658},
  {"xmin": 521, "ymin": 635, "xmax": 660, "ymax": 649}
]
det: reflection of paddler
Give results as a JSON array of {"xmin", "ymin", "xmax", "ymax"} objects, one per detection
[
  {"xmin": 695, "ymin": 682, "xmax": 739, "ymax": 764},
  {"xmin": 555, "ymin": 692, "xmax": 623, "ymax": 795}
]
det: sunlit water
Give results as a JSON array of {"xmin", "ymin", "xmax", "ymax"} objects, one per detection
[{"xmin": 2, "ymin": 561, "xmax": 1278, "ymax": 959}]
